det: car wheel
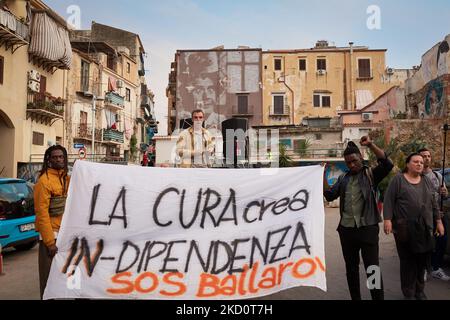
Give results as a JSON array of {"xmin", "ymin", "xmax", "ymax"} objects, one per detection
[{"xmin": 14, "ymin": 240, "xmax": 38, "ymax": 251}]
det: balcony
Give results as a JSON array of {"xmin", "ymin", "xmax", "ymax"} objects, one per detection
[
  {"xmin": 0, "ymin": 8, "xmax": 29, "ymax": 53},
  {"xmin": 104, "ymin": 91, "xmax": 124, "ymax": 110},
  {"xmin": 76, "ymin": 78, "xmax": 101, "ymax": 97},
  {"xmin": 73, "ymin": 123, "xmax": 102, "ymax": 141},
  {"xmin": 26, "ymin": 93, "xmax": 64, "ymax": 125},
  {"xmin": 103, "ymin": 129, "xmax": 124, "ymax": 144},
  {"xmin": 356, "ymin": 69, "xmax": 373, "ymax": 80},
  {"xmin": 269, "ymin": 105, "xmax": 290, "ymax": 117},
  {"xmin": 232, "ymin": 105, "xmax": 254, "ymax": 117}
]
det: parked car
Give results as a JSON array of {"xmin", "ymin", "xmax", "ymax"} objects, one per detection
[{"xmin": 0, "ymin": 178, "xmax": 39, "ymax": 251}]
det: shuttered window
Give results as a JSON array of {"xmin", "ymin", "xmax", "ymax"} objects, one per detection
[
  {"xmin": 299, "ymin": 59, "xmax": 306, "ymax": 71},
  {"xmin": 32, "ymin": 132, "xmax": 44, "ymax": 146},
  {"xmin": 358, "ymin": 59, "xmax": 371, "ymax": 78},
  {"xmin": 317, "ymin": 58, "xmax": 326, "ymax": 71},
  {"xmin": 274, "ymin": 58, "xmax": 282, "ymax": 71}
]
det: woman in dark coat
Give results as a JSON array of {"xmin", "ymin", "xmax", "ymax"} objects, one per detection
[{"xmin": 383, "ymin": 153, "xmax": 444, "ymax": 300}]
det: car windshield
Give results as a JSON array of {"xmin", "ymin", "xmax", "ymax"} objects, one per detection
[{"xmin": 0, "ymin": 182, "xmax": 32, "ymax": 202}]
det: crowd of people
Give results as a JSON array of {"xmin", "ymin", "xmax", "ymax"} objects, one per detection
[{"xmin": 33, "ymin": 110, "xmax": 448, "ymax": 300}]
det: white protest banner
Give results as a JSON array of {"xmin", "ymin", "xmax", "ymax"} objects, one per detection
[{"xmin": 44, "ymin": 161, "xmax": 326, "ymax": 300}]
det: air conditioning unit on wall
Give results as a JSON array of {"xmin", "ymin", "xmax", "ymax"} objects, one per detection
[
  {"xmin": 116, "ymin": 80, "xmax": 124, "ymax": 89},
  {"xmin": 317, "ymin": 69, "xmax": 326, "ymax": 76},
  {"xmin": 28, "ymin": 70, "xmax": 41, "ymax": 82},
  {"xmin": 28, "ymin": 80, "xmax": 40, "ymax": 93},
  {"xmin": 362, "ymin": 113, "xmax": 373, "ymax": 122}
]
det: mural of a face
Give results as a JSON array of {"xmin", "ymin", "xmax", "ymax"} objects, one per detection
[{"xmin": 192, "ymin": 76, "xmax": 216, "ymax": 113}]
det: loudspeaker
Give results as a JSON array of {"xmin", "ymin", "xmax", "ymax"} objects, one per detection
[
  {"xmin": 221, "ymin": 118, "xmax": 248, "ymax": 167},
  {"xmin": 221, "ymin": 118, "xmax": 248, "ymax": 133},
  {"xmin": 179, "ymin": 118, "xmax": 193, "ymax": 129}
]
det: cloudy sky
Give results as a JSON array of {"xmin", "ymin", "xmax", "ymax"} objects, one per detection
[{"xmin": 46, "ymin": 0, "xmax": 450, "ymax": 135}]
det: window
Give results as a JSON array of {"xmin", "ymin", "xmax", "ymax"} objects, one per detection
[
  {"xmin": 314, "ymin": 134, "xmax": 322, "ymax": 140},
  {"xmin": 107, "ymin": 54, "xmax": 116, "ymax": 71},
  {"xmin": 273, "ymin": 95, "xmax": 285, "ymax": 114},
  {"xmin": 237, "ymin": 95, "xmax": 248, "ymax": 114},
  {"xmin": 317, "ymin": 58, "xmax": 327, "ymax": 71},
  {"xmin": 40, "ymin": 75, "xmax": 47, "ymax": 94},
  {"xmin": 127, "ymin": 62, "xmax": 131, "ymax": 74},
  {"xmin": 299, "ymin": 59, "xmax": 306, "ymax": 71},
  {"xmin": 32, "ymin": 132, "xmax": 44, "ymax": 146},
  {"xmin": 0, "ymin": 55, "xmax": 4, "ymax": 85},
  {"xmin": 80, "ymin": 60, "xmax": 90, "ymax": 92},
  {"xmin": 80, "ymin": 111, "xmax": 88, "ymax": 137},
  {"xmin": 322, "ymin": 96, "xmax": 331, "ymax": 107},
  {"xmin": 358, "ymin": 59, "xmax": 371, "ymax": 78},
  {"xmin": 313, "ymin": 94, "xmax": 331, "ymax": 108},
  {"xmin": 274, "ymin": 58, "xmax": 282, "ymax": 71},
  {"xmin": 313, "ymin": 95, "xmax": 321, "ymax": 107},
  {"xmin": 293, "ymin": 139, "xmax": 307, "ymax": 152},
  {"xmin": 125, "ymin": 88, "xmax": 131, "ymax": 102},
  {"xmin": 56, "ymin": 137, "xmax": 62, "ymax": 145},
  {"xmin": 280, "ymin": 139, "xmax": 292, "ymax": 149}
]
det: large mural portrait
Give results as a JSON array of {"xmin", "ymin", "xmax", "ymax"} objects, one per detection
[
  {"xmin": 176, "ymin": 50, "xmax": 262, "ymax": 132},
  {"xmin": 177, "ymin": 51, "xmax": 227, "ymax": 131},
  {"xmin": 421, "ymin": 79, "xmax": 446, "ymax": 119}
]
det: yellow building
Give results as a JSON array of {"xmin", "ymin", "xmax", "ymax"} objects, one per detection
[
  {"xmin": 70, "ymin": 23, "xmax": 152, "ymax": 165},
  {"xmin": 262, "ymin": 41, "xmax": 397, "ymax": 126},
  {"xmin": 0, "ymin": 0, "xmax": 71, "ymax": 179}
]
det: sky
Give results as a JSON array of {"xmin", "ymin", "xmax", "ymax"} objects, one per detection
[{"xmin": 45, "ymin": 0, "xmax": 450, "ymax": 135}]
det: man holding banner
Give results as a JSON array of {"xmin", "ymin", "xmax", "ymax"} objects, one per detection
[
  {"xmin": 323, "ymin": 136, "xmax": 393, "ymax": 300},
  {"xmin": 34, "ymin": 145, "xmax": 70, "ymax": 299}
]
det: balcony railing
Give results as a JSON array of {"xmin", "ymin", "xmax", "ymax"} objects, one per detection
[
  {"xmin": 73, "ymin": 123, "xmax": 102, "ymax": 141},
  {"xmin": 76, "ymin": 78, "xmax": 101, "ymax": 97},
  {"xmin": 104, "ymin": 91, "xmax": 124, "ymax": 109},
  {"xmin": 232, "ymin": 105, "xmax": 254, "ymax": 117},
  {"xmin": 269, "ymin": 105, "xmax": 290, "ymax": 116},
  {"xmin": 26, "ymin": 92, "xmax": 64, "ymax": 125},
  {"xmin": 103, "ymin": 129, "xmax": 124, "ymax": 144},
  {"xmin": 0, "ymin": 8, "xmax": 29, "ymax": 53}
]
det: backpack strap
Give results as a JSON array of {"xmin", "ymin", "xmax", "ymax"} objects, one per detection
[{"xmin": 366, "ymin": 166, "xmax": 375, "ymax": 187}]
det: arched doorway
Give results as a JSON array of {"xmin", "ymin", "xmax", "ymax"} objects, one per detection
[{"xmin": 0, "ymin": 109, "xmax": 15, "ymax": 178}]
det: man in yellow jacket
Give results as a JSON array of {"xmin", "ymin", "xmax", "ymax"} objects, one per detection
[{"xmin": 34, "ymin": 145, "xmax": 70, "ymax": 299}]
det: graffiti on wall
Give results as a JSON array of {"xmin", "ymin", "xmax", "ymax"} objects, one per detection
[
  {"xmin": 17, "ymin": 163, "xmax": 42, "ymax": 184},
  {"xmin": 408, "ymin": 35, "xmax": 450, "ymax": 94},
  {"xmin": 424, "ymin": 80, "xmax": 445, "ymax": 118},
  {"xmin": 176, "ymin": 50, "xmax": 261, "ymax": 131}
]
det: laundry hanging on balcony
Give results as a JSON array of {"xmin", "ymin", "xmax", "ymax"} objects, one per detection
[
  {"xmin": 28, "ymin": 12, "xmax": 72, "ymax": 70},
  {"xmin": 108, "ymin": 76, "xmax": 117, "ymax": 92},
  {"xmin": 124, "ymin": 118, "xmax": 133, "ymax": 140}
]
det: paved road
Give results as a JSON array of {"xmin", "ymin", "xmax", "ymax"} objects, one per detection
[{"xmin": 0, "ymin": 207, "xmax": 449, "ymax": 300}]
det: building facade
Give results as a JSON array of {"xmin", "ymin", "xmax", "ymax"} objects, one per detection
[
  {"xmin": 69, "ymin": 23, "xmax": 156, "ymax": 165},
  {"xmin": 262, "ymin": 41, "xmax": 396, "ymax": 127},
  {"xmin": 171, "ymin": 47, "xmax": 263, "ymax": 132},
  {"xmin": 0, "ymin": 0, "xmax": 71, "ymax": 180}
]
